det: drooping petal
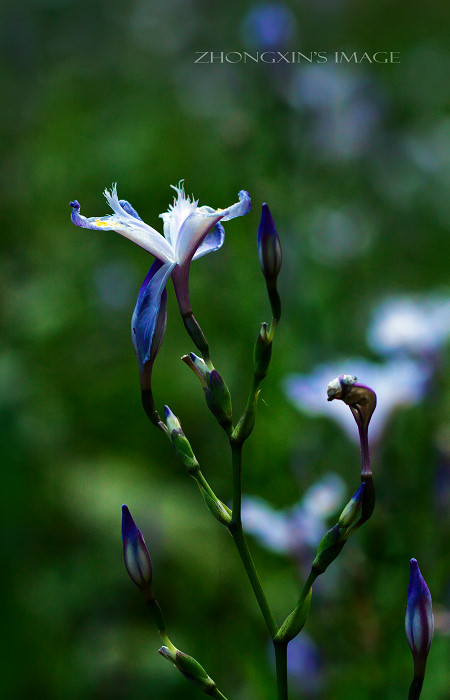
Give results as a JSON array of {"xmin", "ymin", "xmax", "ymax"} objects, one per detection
[
  {"xmin": 220, "ymin": 189, "xmax": 251, "ymax": 221},
  {"xmin": 192, "ymin": 221, "xmax": 225, "ymax": 260},
  {"xmin": 70, "ymin": 186, "xmax": 175, "ymax": 262},
  {"xmin": 131, "ymin": 260, "xmax": 176, "ymax": 370}
]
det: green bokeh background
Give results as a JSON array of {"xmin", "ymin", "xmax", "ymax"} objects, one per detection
[{"xmin": 2, "ymin": 1, "xmax": 449, "ymax": 698}]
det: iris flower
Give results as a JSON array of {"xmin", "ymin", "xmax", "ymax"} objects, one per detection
[{"xmin": 70, "ymin": 183, "xmax": 251, "ymax": 370}]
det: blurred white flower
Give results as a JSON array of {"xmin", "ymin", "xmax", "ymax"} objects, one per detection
[
  {"xmin": 306, "ymin": 204, "xmax": 375, "ymax": 264},
  {"xmin": 242, "ymin": 473, "xmax": 346, "ymax": 554},
  {"xmin": 283, "ymin": 358, "xmax": 431, "ymax": 442},
  {"xmin": 368, "ymin": 293, "xmax": 450, "ymax": 356}
]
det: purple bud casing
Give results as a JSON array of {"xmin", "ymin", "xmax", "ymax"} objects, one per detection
[
  {"xmin": 122, "ymin": 504, "xmax": 153, "ymax": 591},
  {"xmin": 257, "ymin": 203, "xmax": 282, "ymax": 284},
  {"xmin": 405, "ymin": 558, "xmax": 434, "ymax": 675}
]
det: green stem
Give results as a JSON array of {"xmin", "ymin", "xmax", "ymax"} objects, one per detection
[
  {"xmin": 274, "ymin": 641, "xmax": 288, "ymax": 700},
  {"xmin": 300, "ymin": 571, "xmax": 319, "ymax": 603},
  {"xmin": 229, "ymin": 442, "xmax": 277, "ymax": 638},
  {"xmin": 146, "ymin": 597, "xmax": 168, "ymax": 636},
  {"xmin": 231, "ymin": 442, "xmax": 242, "ymax": 525}
]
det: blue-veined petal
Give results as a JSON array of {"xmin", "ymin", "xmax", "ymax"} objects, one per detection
[
  {"xmin": 131, "ymin": 260, "xmax": 176, "ymax": 370},
  {"xmin": 70, "ymin": 185, "xmax": 175, "ymax": 262},
  {"xmin": 175, "ymin": 190, "xmax": 251, "ymax": 264},
  {"xmin": 119, "ymin": 199, "xmax": 143, "ymax": 221},
  {"xmin": 174, "ymin": 210, "xmax": 223, "ymax": 266},
  {"xmin": 192, "ymin": 221, "xmax": 225, "ymax": 260}
]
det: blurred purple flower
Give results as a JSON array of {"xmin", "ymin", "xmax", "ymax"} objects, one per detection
[
  {"xmin": 242, "ymin": 473, "xmax": 346, "ymax": 554},
  {"xmin": 306, "ymin": 205, "xmax": 375, "ymax": 264},
  {"xmin": 287, "ymin": 633, "xmax": 324, "ymax": 696},
  {"xmin": 287, "ymin": 64, "xmax": 382, "ymax": 161},
  {"xmin": 283, "ymin": 358, "xmax": 431, "ymax": 443},
  {"xmin": 268, "ymin": 632, "xmax": 324, "ymax": 696},
  {"xmin": 241, "ymin": 4, "xmax": 296, "ymax": 50},
  {"xmin": 368, "ymin": 293, "xmax": 450, "ymax": 357}
]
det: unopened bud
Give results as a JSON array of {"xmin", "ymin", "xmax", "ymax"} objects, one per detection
[
  {"xmin": 275, "ymin": 587, "xmax": 312, "ymax": 644},
  {"xmin": 159, "ymin": 646, "xmax": 217, "ymax": 694},
  {"xmin": 182, "ymin": 354, "xmax": 233, "ymax": 431},
  {"xmin": 121, "ymin": 505, "xmax": 153, "ymax": 595},
  {"xmin": 338, "ymin": 482, "xmax": 366, "ymax": 529},
  {"xmin": 405, "ymin": 559, "xmax": 434, "ymax": 680},
  {"xmin": 199, "ymin": 486, "xmax": 232, "ymax": 526},
  {"xmin": 254, "ymin": 322, "xmax": 272, "ymax": 379},
  {"xmin": 231, "ymin": 390, "xmax": 260, "ymax": 445},
  {"xmin": 257, "ymin": 203, "xmax": 282, "ymax": 288},
  {"xmin": 205, "ymin": 369, "xmax": 233, "ymax": 431},
  {"xmin": 164, "ymin": 406, "xmax": 199, "ymax": 470},
  {"xmin": 182, "ymin": 352, "xmax": 209, "ymax": 386}
]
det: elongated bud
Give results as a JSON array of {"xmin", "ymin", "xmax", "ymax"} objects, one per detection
[
  {"xmin": 159, "ymin": 646, "xmax": 217, "ymax": 695},
  {"xmin": 231, "ymin": 390, "xmax": 260, "ymax": 445},
  {"xmin": 182, "ymin": 354, "xmax": 233, "ymax": 432},
  {"xmin": 275, "ymin": 587, "xmax": 312, "ymax": 644},
  {"xmin": 164, "ymin": 406, "xmax": 199, "ymax": 471},
  {"xmin": 206, "ymin": 369, "xmax": 233, "ymax": 430},
  {"xmin": 121, "ymin": 505, "xmax": 153, "ymax": 596},
  {"xmin": 257, "ymin": 203, "xmax": 282, "ymax": 288},
  {"xmin": 257, "ymin": 204, "xmax": 282, "ymax": 321},
  {"xmin": 311, "ymin": 524, "xmax": 346, "ymax": 575},
  {"xmin": 254, "ymin": 322, "xmax": 272, "ymax": 379},
  {"xmin": 182, "ymin": 352, "xmax": 209, "ymax": 387},
  {"xmin": 338, "ymin": 482, "xmax": 366, "ymax": 529},
  {"xmin": 405, "ymin": 559, "xmax": 434, "ymax": 681}
]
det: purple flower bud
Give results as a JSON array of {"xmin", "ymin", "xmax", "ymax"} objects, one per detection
[
  {"xmin": 121, "ymin": 505, "xmax": 153, "ymax": 594},
  {"xmin": 257, "ymin": 203, "xmax": 282, "ymax": 288},
  {"xmin": 405, "ymin": 559, "xmax": 434, "ymax": 679}
]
